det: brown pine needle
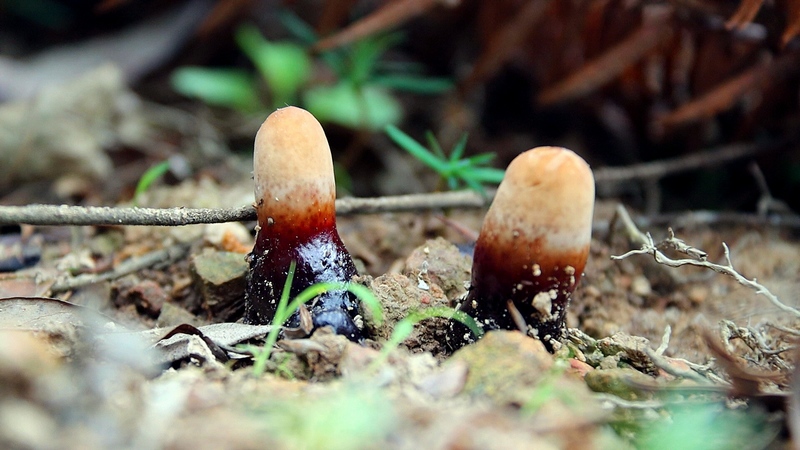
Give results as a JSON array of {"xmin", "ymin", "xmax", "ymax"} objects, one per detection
[
  {"xmin": 460, "ymin": 0, "xmax": 551, "ymax": 93},
  {"xmin": 657, "ymin": 52, "xmax": 800, "ymax": 129},
  {"xmin": 537, "ymin": 18, "xmax": 672, "ymax": 106},
  {"xmin": 313, "ymin": 0, "xmax": 442, "ymax": 52},
  {"xmin": 725, "ymin": 0, "xmax": 765, "ymax": 30}
]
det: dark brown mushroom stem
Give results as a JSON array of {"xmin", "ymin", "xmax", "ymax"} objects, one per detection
[
  {"xmin": 244, "ymin": 106, "xmax": 362, "ymax": 341},
  {"xmin": 449, "ymin": 147, "xmax": 595, "ymax": 351}
]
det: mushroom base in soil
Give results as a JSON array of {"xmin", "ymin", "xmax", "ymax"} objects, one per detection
[
  {"xmin": 448, "ymin": 146, "xmax": 595, "ymax": 351},
  {"xmin": 243, "ymin": 106, "xmax": 362, "ymax": 341}
]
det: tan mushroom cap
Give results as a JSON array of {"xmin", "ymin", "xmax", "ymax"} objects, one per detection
[
  {"xmin": 481, "ymin": 146, "xmax": 595, "ymax": 252},
  {"xmin": 253, "ymin": 106, "xmax": 336, "ymax": 215}
]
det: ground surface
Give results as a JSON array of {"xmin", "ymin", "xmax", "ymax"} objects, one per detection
[{"xmin": 1, "ymin": 177, "xmax": 798, "ymax": 448}]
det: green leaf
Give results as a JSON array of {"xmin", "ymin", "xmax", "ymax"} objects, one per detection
[
  {"xmin": 425, "ymin": 131, "xmax": 446, "ymax": 160},
  {"xmin": 385, "ymin": 125, "xmax": 448, "ymax": 173},
  {"xmin": 462, "ymin": 176, "xmax": 486, "ymax": 195},
  {"xmin": 305, "ymin": 83, "xmax": 402, "ymax": 130},
  {"xmin": 372, "ymin": 75, "xmax": 453, "ymax": 94},
  {"xmin": 369, "ymin": 306, "xmax": 482, "ymax": 371},
  {"xmin": 346, "ymin": 33, "xmax": 403, "ymax": 85},
  {"xmin": 170, "ymin": 67, "xmax": 259, "ymax": 111},
  {"xmin": 449, "ymin": 133, "xmax": 469, "ymax": 162},
  {"xmin": 285, "ymin": 281, "xmax": 383, "ymax": 327},
  {"xmin": 133, "ymin": 161, "xmax": 170, "ymax": 205},
  {"xmin": 463, "ymin": 167, "xmax": 506, "ymax": 183},
  {"xmin": 464, "ymin": 152, "xmax": 497, "ymax": 166},
  {"xmin": 277, "ymin": 9, "xmax": 318, "ymax": 44},
  {"xmin": 235, "ymin": 24, "xmax": 311, "ymax": 106}
]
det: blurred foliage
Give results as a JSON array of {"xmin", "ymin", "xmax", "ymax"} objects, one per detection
[
  {"xmin": 634, "ymin": 401, "xmax": 778, "ymax": 450},
  {"xmin": 171, "ymin": 11, "xmax": 452, "ymax": 131}
]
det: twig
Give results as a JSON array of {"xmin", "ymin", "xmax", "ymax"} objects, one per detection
[
  {"xmin": 0, "ymin": 139, "xmax": 783, "ymax": 227},
  {"xmin": 721, "ymin": 320, "xmax": 793, "ymax": 370},
  {"xmin": 595, "ymin": 393, "xmax": 664, "ymax": 409},
  {"xmin": 50, "ymin": 243, "xmax": 190, "ymax": 293},
  {"xmin": 655, "ymin": 325, "xmax": 671, "ymax": 356},
  {"xmin": 0, "ymin": 191, "xmax": 489, "ymax": 226},
  {"xmin": 611, "ymin": 206, "xmax": 800, "ymax": 318},
  {"xmin": 634, "ymin": 210, "xmax": 800, "ymax": 229},
  {"xmin": 593, "ymin": 141, "xmax": 774, "ymax": 184},
  {"xmin": 643, "ymin": 347, "xmax": 711, "ymax": 385}
]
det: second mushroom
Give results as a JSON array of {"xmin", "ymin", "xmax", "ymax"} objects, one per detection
[{"xmin": 450, "ymin": 146, "xmax": 595, "ymax": 350}]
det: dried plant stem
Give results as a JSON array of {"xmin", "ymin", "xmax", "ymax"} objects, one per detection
[
  {"xmin": 611, "ymin": 205, "xmax": 800, "ymax": 318},
  {"xmin": 643, "ymin": 346, "xmax": 711, "ymax": 385},
  {"xmin": 50, "ymin": 242, "xmax": 190, "ymax": 293}
]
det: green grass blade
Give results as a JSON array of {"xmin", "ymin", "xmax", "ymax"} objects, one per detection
[
  {"xmin": 371, "ymin": 75, "xmax": 454, "ymax": 94},
  {"xmin": 461, "ymin": 176, "xmax": 487, "ymax": 196},
  {"xmin": 133, "ymin": 161, "xmax": 170, "ymax": 206},
  {"xmin": 425, "ymin": 131, "xmax": 446, "ymax": 160},
  {"xmin": 369, "ymin": 306, "xmax": 482, "ymax": 371},
  {"xmin": 286, "ymin": 281, "xmax": 383, "ymax": 327},
  {"xmin": 385, "ymin": 125, "xmax": 448, "ymax": 173},
  {"xmin": 463, "ymin": 167, "xmax": 506, "ymax": 183},
  {"xmin": 464, "ymin": 152, "xmax": 496, "ymax": 166},
  {"xmin": 253, "ymin": 261, "xmax": 297, "ymax": 375},
  {"xmin": 449, "ymin": 132, "xmax": 469, "ymax": 162}
]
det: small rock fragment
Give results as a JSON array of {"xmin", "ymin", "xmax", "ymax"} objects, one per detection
[{"xmin": 191, "ymin": 250, "xmax": 247, "ymax": 321}]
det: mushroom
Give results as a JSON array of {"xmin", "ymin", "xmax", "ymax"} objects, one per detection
[
  {"xmin": 449, "ymin": 147, "xmax": 595, "ymax": 350},
  {"xmin": 244, "ymin": 106, "xmax": 362, "ymax": 341}
]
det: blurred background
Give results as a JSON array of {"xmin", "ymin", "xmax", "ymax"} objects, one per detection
[{"xmin": 1, "ymin": 0, "xmax": 799, "ymax": 216}]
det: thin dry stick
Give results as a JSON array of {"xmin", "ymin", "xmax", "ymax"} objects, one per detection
[
  {"xmin": 50, "ymin": 243, "xmax": 190, "ymax": 293},
  {"xmin": 611, "ymin": 205, "xmax": 800, "ymax": 318},
  {"xmin": 0, "ymin": 191, "xmax": 488, "ymax": 226},
  {"xmin": 0, "ymin": 139, "xmax": 779, "ymax": 227},
  {"xmin": 643, "ymin": 346, "xmax": 711, "ymax": 385},
  {"xmin": 593, "ymin": 141, "xmax": 772, "ymax": 184}
]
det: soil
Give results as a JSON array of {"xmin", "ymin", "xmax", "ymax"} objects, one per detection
[{"xmin": 1, "ymin": 180, "xmax": 798, "ymax": 448}]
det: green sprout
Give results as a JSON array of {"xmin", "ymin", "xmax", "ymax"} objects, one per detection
[
  {"xmin": 384, "ymin": 124, "xmax": 506, "ymax": 194},
  {"xmin": 251, "ymin": 261, "xmax": 383, "ymax": 376},
  {"xmin": 369, "ymin": 306, "xmax": 482, "ymax": 370},
  {"xmin": 132, "ymin": 160, "xmax": 171, "ymax": 206}
]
